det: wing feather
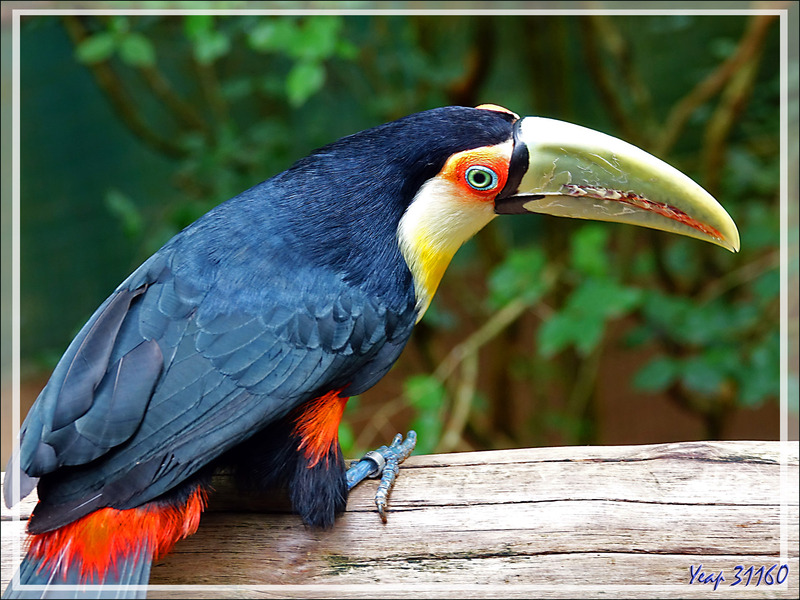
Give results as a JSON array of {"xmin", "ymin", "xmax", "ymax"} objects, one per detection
[{"xmin": 11, "ymin": 231, "xmax": 417, "ymax": 532}]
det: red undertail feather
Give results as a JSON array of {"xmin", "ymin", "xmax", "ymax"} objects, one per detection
[
  {"xmin": 28, "ymin": 487, "xmax": 207, "ymax": 583},
  {"xmin": 293, "ymin": 389, "xmax": 349, "ymax": 468}
]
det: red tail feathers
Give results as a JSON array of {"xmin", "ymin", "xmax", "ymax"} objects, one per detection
[{"xmin": 27, "ymin": 487, "xmax": 207, "ymax": 583}]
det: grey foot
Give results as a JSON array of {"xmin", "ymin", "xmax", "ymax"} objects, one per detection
[{"xmin": 345, "ymin": 431, "xmax": 417, "ymax": 522}]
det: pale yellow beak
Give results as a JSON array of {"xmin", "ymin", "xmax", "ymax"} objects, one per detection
[{"xmin": 496, "ymin": 117, "xmax": 740, "ymax": 253}]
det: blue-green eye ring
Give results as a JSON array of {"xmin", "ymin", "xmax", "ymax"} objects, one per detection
[{"xmin": 465, "ymin": 165, "xmax": 499, "ymax": 191}]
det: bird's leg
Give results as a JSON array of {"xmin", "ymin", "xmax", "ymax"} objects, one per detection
[{"xmin": 346, "ymin": 430, "xmax": 416, "ymax": 522}]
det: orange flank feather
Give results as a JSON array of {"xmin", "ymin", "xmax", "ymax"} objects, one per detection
[
  {"xmin": 28, "ymin": 486, "xmax": 207, "ymax": 583},
  {"xmin": 293, "ymin": 390, "xmax": 349, "ymax": 468}
]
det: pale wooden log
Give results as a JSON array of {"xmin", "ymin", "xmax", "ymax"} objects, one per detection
[{"xmin": 2, "ymin": 441, "xmax": 798, "ymax": 598}]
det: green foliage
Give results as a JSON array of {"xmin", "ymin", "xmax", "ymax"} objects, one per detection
[
  {"xmin": 570, "ymin": 225, "xmax": 611, "ymax": 278},
  {"xmin": 337, "ymin": 395, "xmax": 361, "ymax": 457},
  {"xmin": 337, "ymin": 420, "xmax": 356, "ymax": 456},
  {"xmin": 104, "ymin": 189, "xmax": 144, "ymax": 240},
  {"xmin": 632, "ymin": 285, "xmax": 778, "ymax": 407},
  {"xmin": 118, "ymin": 33, "xmax": 156, "ymax": 67},
  {"xmin": 403, "ymin": 375, "xmax": 446, "ymax": 454},
  {"xmin": 639, "ymin": 292, "xmax": 758, "ymax": 346},
  {"xmin": 735, "ymin": 331, "xmax": 780, "ymax": 408},
  {"xmin": 184, "ymin": 15, "xmax": 230, "ymax": 64},
  {"xmin": 246, "ymin": 16, "xmax": 356, "ymax": 106},
  {"xmin": 539, "ymin": 278, "xmax": 643, "ymax": 358},
  {"xmin": 76, "ymin": 18, "xmax": 156, "ymax": 67},
  {"xmin": 487, "ymin": 246, "xmax": 549, "ymax": 309},
  {"xmin": 286, "ymin": 60, "xmax": 326, "ymax": 107},
  {"xmin": 537, "ymin": 223, "xmax": 643, "ymax": 358},
  {"xmin": 681, "ymin": 351, "xmax": 732, "ymax": 397},
  {"xmin": 633, "ymin": 356, "xmax": 680, "ymax": 392},
  {"xmin": 75, "ymin": 32, "xmax": 116, "ymax": 63}
]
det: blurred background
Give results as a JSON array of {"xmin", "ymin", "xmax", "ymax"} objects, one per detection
[{"xmin": 1, "ymin": 2, "xmax": 797, "ymax": 466}]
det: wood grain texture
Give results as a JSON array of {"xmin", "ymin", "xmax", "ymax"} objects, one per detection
[{"xmin": 3, "ymin": 440, "xmax": 798, "ymax": 598}]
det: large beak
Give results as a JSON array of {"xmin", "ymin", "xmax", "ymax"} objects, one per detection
[{"xmin": 495, "ymin": 117, "xmax": 740, "ymax": 252}]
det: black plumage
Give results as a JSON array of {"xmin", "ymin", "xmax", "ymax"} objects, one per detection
[{"xmin": 8, "ymin": 106, "xmax": 517, "ymax": 534}]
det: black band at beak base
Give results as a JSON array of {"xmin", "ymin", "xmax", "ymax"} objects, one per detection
[{"xmin": 496, "ymin": 120, "xmax": 530, "ymax": 201}]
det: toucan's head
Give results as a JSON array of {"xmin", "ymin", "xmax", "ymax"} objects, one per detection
[{"xmin": 386, "ymin": 104, "xmax": 739, "ymax": 317}]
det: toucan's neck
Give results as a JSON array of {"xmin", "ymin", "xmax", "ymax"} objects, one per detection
[{"xmin": 397, "ymin": 175, "xmax": 496, "ymax": 319}]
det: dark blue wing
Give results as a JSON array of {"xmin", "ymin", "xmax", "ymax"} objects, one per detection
[{"xmin": 11, "ymin": 220, "xmax": 416, "ymax": 532}]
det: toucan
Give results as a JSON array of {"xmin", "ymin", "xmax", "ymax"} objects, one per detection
[{"xmin": 3, "ymin": 104, "xmax": 739, "ymax": 598}]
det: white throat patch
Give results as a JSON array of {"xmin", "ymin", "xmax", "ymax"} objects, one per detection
[{"xmin": 397, "ymin": 176, "xmax": 497, "ymax": 319}]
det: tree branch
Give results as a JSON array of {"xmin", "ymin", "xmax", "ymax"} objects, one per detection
[
  {"xmin": 579, "ymin": 16, "xmax": 642, "ymax": 146},
  {"xmin": 433, "ymin": 296, "xmax": 535, "ymax": 383},
  {"xmin": 655, "ymin": 13, "xmax": 777, "ymax": 157},
  {"xmin": 702, "ymin": 47, "xmax": 765, "ymax": 197},
  {"xmin": 138, "ymin": 65, "xmax": 211, "ymax": 137},
  {"xmin": 436, "ymin": 350, "xmax": 479, "ymax": 453},
  {"xmin": 61, "ymin": 16, "xmax": 189, "ymax": 160},
  {"xmin": 698, "ymin": 250, "xmax": 780, "ymax": 304}
]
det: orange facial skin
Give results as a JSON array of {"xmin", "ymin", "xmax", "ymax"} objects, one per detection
[{"xmin": 438, "ymin": 145, "xmax": 512, "ymax": 202}]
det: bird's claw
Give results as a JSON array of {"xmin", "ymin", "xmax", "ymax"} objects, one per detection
[{"xmin": 346, "ymin": 431, "xmax": 416, "ymax": 523}]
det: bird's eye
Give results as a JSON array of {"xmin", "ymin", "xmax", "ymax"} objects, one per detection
[{"xmin": 465, "ymin": 165, "xmax": 500, "ymax": 191}]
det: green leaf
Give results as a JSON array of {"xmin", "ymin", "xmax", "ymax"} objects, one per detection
[
  {"xmin": 537, "ymin": 313, "xmax": 579, "ymax": 358},
  {"xmin": 184, "ymin": 14, "xmax": 214, "ymax": 40},
  {"xmin": 567, "ymin": 278, "xmax": 643, "ymax": 320},
  {"xmin": 724, "ymin": 148, "xmax": 780, "ymax": 201},
  {"xmin": 118, "ymin": 33, "xmax": 156, "ymax": 67},
  {"xmin": 75, "ymin": 32, "xmax": 117, "ymax": 64},
  {"xmin": 404, "ymin": 374, "xmax": 446, "ymax": 412},
  {"xmin": 294, "ymin": 16, "xmax": 341, "ymax": 61},
  {"xmin": 574, "ymin": 316, "xmax": 606, "ymax": 356},
  {"xmin": 633, "ymin": 356, "xmax": 680, "ymax": 392},
  {"xmin": 259, "ymin": 74, "xmax": 286, "ymax": 98},
  {"xmin": 193, "ymin": 30, "xmax": 231, "ymax": 65},
  {"xmin": 641, "ymin": 291, "xmax": 728, "ymax": 345},
  {"xmin": 631, "ymin": 251, "xmax": 657, "ymax": 278},
  {"xmin": 409, "ymin": 411, "xmax": 442, "ymax": 455},
  {"xmin": 286, "ymin": 60, "xmax": 325, "ymax": 107},
  {"xmin": 404, "ymin": 374, "xmax": 446, "ymax": 454},
  {"xmin": 336, "ymin": 39, "xmax": 359, "ymax": 60},
  {"xmin": 420, "ymin": 301, "xmax": 459, "ymax": 330},
  {"xmin": 664, "ymin": 238, "xmax": 701, "ymax": 283},
  {"xmin": 641, "ymin": 291, "xmax": 692, "ymax": 330},
  {"xmin": 710, "ymin": 36, "xmax": 739, "ymax": 60},
  {"xmin": 487, "ymin": 246, "xmax": 547, "ymax": 309},
  {"xmin": 104, "ymin": 188, "xmax": 143, "ymax": 239},
  {"xmin": 337, "ymin": 421, "xmax": 356, "ymax": 456},
  {"xmin": 536, "ymin": 311, "xmax": 603, "ymax": 357},
  {"xmin": 247, "ymin": 19, "xmax": 277, "ymax": 51},
  {"xmin": 680, "ymin": 305, "xmax": 729, "ymax": 345},
  {"xmin": 247, "ymin": 18, "xmax": 297, "ymax": 53},
  {"xmin": 570, "ymin": 225, "xmax": 609, "ymax": 277},
  {"xmin": 624, "ymin": 324, "xmax": 653, "ymax": 347},
  {"xmin": 542, "ymin": 409, "xmax": 589, "ymax": 441},
  {"xmin": 736, "ymin": 331, "xmax": 779, "ymax": 407},
  {"xmin": 680, "ymin": 357, "xmax": 727, "ymax": 397},
  {"xmin": 668, "ymin": 300, "xmax": 755, "ymax": 347},
  {"xmin": 221, "ymin": 77, "xmax": 254, "ymax": 101},
  {"xmin": 184, "ymin": 14, "xmax": 230, "ymax": 64},
  {"xmin": 752, "ymin": 268, "xmax": 780, "ymax": 302},
  {"xmin": 538, "ymin": 279, "xmax": 642, "ymax": 357},
  {"xmin": 108, "ymin": 16, "xmax": 129, "ymax": 34}
]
